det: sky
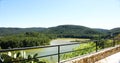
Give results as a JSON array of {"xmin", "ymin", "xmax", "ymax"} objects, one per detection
[{"xmin": 0, "ymin": 0, "xmax": 120, "ymax": 29}]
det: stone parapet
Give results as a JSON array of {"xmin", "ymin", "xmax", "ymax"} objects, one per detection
[{"xmin": 62, "ymin": 45, "xmax": 120, "ymax": 63}]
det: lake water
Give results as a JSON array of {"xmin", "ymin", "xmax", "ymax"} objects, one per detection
[
  {"xmin": 2, "ymin": 38, "xmax": 88, "ymax": 63},
  {"xmin": 24, "ymin": 38, "xmax": 81, "ymax": 62}
]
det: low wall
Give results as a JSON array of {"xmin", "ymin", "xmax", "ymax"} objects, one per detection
[
  {"xmin": 95, "ymin": 52, "xmax": 120, "ymax": 63},
  {"xmin": 62, "ymin": 45, "xmax": 120, "ymax": 63}
]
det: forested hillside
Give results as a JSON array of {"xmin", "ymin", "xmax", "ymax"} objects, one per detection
[
  {"xmin": 0, "ymin": 32, "xmax": 56, "ymax": 49},
  {"xmin": 111, "ymin": 28, "xmax": 120, "ymax": 35},
  {"xmin": 0, "ymin": 25, "xmax": 120, "ymax": 49},
  {"xmin": 94, "ymin": 28, "xmax": 109, "ymax": 34},
  {"xmin": 0, "ymin": 25, "xmax": 120, "ymax": 38},
  {"xmin": 0, "ymin": 27, "xmax": 46, "ymax": 36},
  {"xmin": 44, "ymin": 25, "xmax": 104, "ymax": 38}
]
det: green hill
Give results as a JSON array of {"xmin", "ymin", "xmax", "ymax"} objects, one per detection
[
  {"xmin": 110, "ymin": 27, "xmax": 120, "ymax": 36},
  {"xmin": 44, "ymin": 25, "xmax": 103, "ymax": 38},
  {"xmin": 94, "ymin": 29, "xmax": 109, "ymax": 34},
  {"xmin": 0, "ymin": 27, "xmax": 46, "ymax": 36},
  {"xmin": 0, "ymin": 25, "xmax": 120, "ymax": 38}
]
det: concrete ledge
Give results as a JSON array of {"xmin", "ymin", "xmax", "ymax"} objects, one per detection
[
  {"xmin": 62, "ymin": 45, "xmax": 120, "ymax": 63},
  {"xmin": 95, "ymin": 52, "xmax": 120, "ymax": 63}
]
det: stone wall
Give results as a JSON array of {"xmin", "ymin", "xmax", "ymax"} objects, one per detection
[
  {"xmin": 62, "ymin": 45, "xmax": 120, "ymax": 63},
  {"xmin": 95, "ymin": 52, "xmax": 120, "ymax": 63}
]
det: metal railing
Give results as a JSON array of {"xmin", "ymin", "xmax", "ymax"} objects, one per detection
[{"xmin": 0, "ymin": 39, "xmax": 120, "ymax": 63}]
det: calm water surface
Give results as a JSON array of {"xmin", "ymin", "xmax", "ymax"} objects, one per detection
[
  {"xmin": 2, "ymin": 38, "xmax": 84, "ymax": 63},
  {"xmin": 24, "ymin": 38, "xmax": 80, "ymax": 62}
]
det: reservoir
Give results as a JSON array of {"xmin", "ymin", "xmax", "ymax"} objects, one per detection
[
  {"xmin": 25, "ymin": 38, "xmax": 81, "ymax": 63},
  {"xmin": 2, "ymin": 38, "xmax": 88, "ymax": 63}
]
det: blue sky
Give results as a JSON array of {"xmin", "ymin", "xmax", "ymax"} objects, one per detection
[{"xmin": 0, "ymin": 0, "xmax": 120, "ymax": 29}]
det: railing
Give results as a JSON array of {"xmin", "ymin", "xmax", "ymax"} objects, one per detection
[{"xmin": 0, "ymin": 39, "xmax": 120, "ymax": 63}]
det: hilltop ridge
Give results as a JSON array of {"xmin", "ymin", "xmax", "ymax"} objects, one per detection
[{"xmin": 0, "ymin": 25, "xmax": 120, "ymax": 37}]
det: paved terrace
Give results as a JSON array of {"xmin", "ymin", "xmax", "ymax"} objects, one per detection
[
  {"xmin": 61, "ymin": 45, "xmax": 120, "ymax": 63},
  {"xmin": 0, "ymin": 40, "xmax": 120, "ymax": 63}
]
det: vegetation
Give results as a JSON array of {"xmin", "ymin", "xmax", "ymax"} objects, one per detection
[
  {"xmin": 0, "ymin": 51, "xmax": 46, "ymax": 63},
  {"xmin": 0, "ymin": 34, "xmax": 120, "ymax": 63},
  {"xmin": 0, "ymin": 32, "xmax": 56, "ymax": 49},
  {"xmin": 0, "ymin": 25, "xmax": 119, "ymax": 49},
  {"xmin": 0, "ymin": 28, "xmax": 46, "ymax": 36},
  {"xmin": 70, "ymin": 39, "xmax": 90, "ymax": 42},
  {"xmin": 61, "ymin": 33, "xmax": 120, "ymax": 60},
  {"xmin": 111, "ymin": 28, "xmax": 120, "ymax": 35},
  {"xmin": 61, "ymin": 42, "xmax": 97, "ymax": 60},
  {"xmin": 1, "ymin": 25, "xmax": 120, "ymax": 39},
  {"xmin": 115, "ymin": 34, "xmax": 120, "ymax": 45},
  {"xmin": 44, "ymin": 25, "xmax": 106, "ymax": 39},
  {"xmin": 0, "ymin": 25, "xmax": 120, "ymax": 63}
]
